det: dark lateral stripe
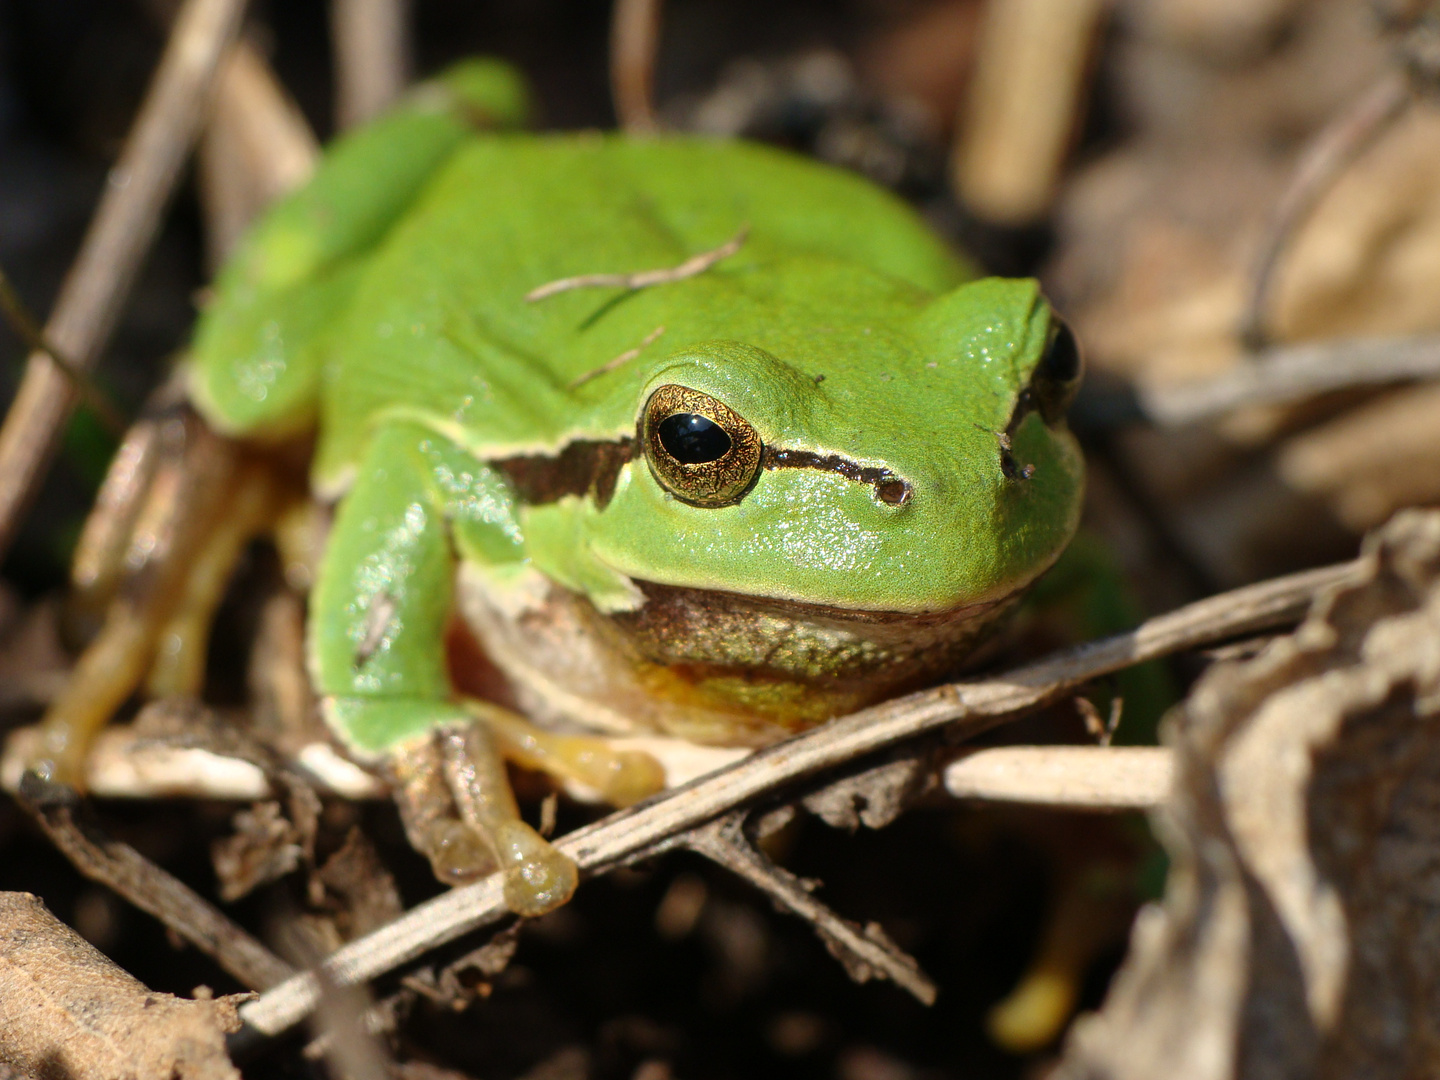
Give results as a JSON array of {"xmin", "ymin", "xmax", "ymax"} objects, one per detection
[
  {"xmin": 493, "ymin": 438, "xmax": 636, "ymax": 510},
  {"xmin": 762, "ymin": 447, "xmax": 912, "ymax": 506}
]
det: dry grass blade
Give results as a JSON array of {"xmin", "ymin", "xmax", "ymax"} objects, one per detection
[
  {"xmin": 239, "ymin": 557, "xmax": 1363, "ymax": 1038},
  {"xmin": 0, "ymin": 0, "xmax": 249, "ymax": 562},
  {"xmin": 16, "ymin": 772, "xmax": 295, "ymax": 992},
  {"xmin": 610, "ymin": 0, "xmax": 665, "ymax": 133},
  {"xmin": 0, "ymin": 263, "xmax": 126, "ymax": 437},
  {"xmin": 331, "ymin": 0, "xmax": 411, "ymax": 131}
]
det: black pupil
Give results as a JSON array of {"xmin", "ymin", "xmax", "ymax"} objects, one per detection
[{"xmin": 657, "ymin": 413, "xmax": 731, "ymax": 464}]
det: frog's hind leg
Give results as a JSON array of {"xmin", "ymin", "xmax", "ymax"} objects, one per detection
[
  {"xmin": 36, "ymin": 395, "xmax": 295, "ymax": 783},
  {"xmin": 145, "ymin": 462, "xmax": 278, "ymax": 698},
  {"xmin": 35, "ymin": 408, "xmax": 244, "ymax": 783},
  {"xmin": 467, "ymin": 698, "xmax": 664, "ymax": 807}
]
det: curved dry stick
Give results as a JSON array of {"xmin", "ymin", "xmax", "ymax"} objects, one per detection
[
  {"xmin": 237, "ymin": 558, "xmax": 1364, "ymax": 1038},
  {"xmin": 0, "ymin": 0, "xmax": 249, "ymax": 563},
  {"xmin": 611, "ymin": 0, "xmax": 665, "ymax": 133},
  {"xmin": 1240, "ymin": 71, "xmax": 1411, "ymax": 351}
]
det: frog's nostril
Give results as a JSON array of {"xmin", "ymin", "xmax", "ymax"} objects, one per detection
[{"xmin": 876, "ymin": 478, "xmax": 910, "ymax": 506}]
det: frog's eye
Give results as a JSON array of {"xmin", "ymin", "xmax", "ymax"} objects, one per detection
[
  {"xmin": 1031, "ymin": 317, "xmax": 1083, "ymax": 425},
  {"xmin": 642, "ymin": 384, "xmax": 763, "ymax": 507}
]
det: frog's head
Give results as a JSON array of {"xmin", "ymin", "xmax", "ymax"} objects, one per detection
[{"xmin": 585, "ymin": 277, "xmax": 1084, "ymax": 618}]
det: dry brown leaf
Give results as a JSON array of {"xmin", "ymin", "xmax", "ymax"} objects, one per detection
[
  {"xmin": 1056, "ymin": 508, "xmax": 1440, "ymax": 1079},
  {"xmin": 0, "ymin": 892, "xmax": 245, "ymax": 1080}
]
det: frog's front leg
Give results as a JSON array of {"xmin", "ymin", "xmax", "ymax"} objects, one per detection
[{"xmin": 311, "ymin": 420, "xmax": 578, "ymax": 916}]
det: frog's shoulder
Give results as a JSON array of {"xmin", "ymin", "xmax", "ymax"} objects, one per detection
[{"xmin": 310, "ymin": 133, "xmax": 972, "ymax": 491}]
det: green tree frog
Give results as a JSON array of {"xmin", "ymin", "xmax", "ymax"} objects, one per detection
[{"xmin": 53, "ymin": 61, "xmax": 1085, "ymax": 916}]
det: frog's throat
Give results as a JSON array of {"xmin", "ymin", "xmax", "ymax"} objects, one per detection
[{"xmin": 453, "ymin": 566, "xmax": 1017, "ymax": 748}]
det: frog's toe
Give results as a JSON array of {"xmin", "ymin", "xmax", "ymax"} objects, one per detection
[
  {"xmin": 598, "ymin": 750, "xmax": 667, "ymax": 807},
  {"xmin": 492, "ymin": 819, "xmax": 578, "ymax": 916},
  {"xmin": 419, "ymin": 818, "xmax": 497, "ymax": 885},
  {"xmin": 468, "ymin": 699, "xmax": 666, "ymax": 806},
  {"xmin": 985, "ymin": 966, "xmax": 1076, "ymax": 1053}
]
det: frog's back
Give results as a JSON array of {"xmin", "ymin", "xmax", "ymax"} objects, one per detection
[
  {"xmin": 310, "ymin": 134, "xmax": 969, "ymax": 487},
  {"xmin": 190, "ymin": 124, "xmax": 972, "ymax": 485}
]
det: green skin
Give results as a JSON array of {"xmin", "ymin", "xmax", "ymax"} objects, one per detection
[{"xmin": 188, "ymin": 61, "xmax": 1084, "ymax": 759}]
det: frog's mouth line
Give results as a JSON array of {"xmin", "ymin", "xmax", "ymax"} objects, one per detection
[
  {"xmin": 596, "ymin": 578, "xmax": 1018, "ymax": 719},
  {"xmin": 492, "ymin": 437, "xmax": 913, "ymax": 509}
]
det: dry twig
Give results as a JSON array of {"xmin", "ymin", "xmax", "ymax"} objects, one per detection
[
  {"xmin": 952, "ymin": 0, "xmax": 1108, "ymax": 224},
  {"xmin": 199, "ymin": 40, "xmax": 320, "ymax": 270},
  {"xmin": 610, "ymin": 0, "xmax": 665, "ymax": 133},
  {"xmin": 0, "ymin": 0, "xmax": 248, "ymax": 562},
  {"xmin": 238, "ymin": 557, "xmax": 1362, "ymax": 1038},
  {"xmin": 682, "ymin": 812, "xmax": 938, "ymax": 1004},
  {"xmin": 1138, "ymin": 333, "xmax": 1440, "ymax": 425},
  {"xmin": 16, "ymin": 772, "xmax": 294, "ymax": 993},
  {"xmin": 569, "ymin": 325, "xmax": 666, "ymax": 388}
]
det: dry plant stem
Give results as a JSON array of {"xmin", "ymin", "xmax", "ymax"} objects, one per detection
[
  {"xmin": 0, "ymin": 264, "xmax": 126, "ymax": 437},
  {"xmin": 0, "ymin": 0, "xmax": 248, "ymax": 563},
  {"xmin": 1139, "ymin": 333, "xmax": 1440, "ymax": 425},
  {"xmin": 200, "ymin": 41, "xmax": 320, "ymax": 270},
  {"xmin": 16, "ymin": 772, "xmax": 295, "ymax": 992},
  {"xmin": 952, "ymin": 0, "xmax": 1108, "ymax": 225},
  {"xmin": 238, "ymin": 557, "xmax": 1363, "ymax": 1037},
  {"xmin": 610, "ymin": 0, "xmax": 664, "ymax": 133},
  {"xmin": 683, "ymin": 813, "xmax": 939, "ymax": 1005},
  {"xmin": 526, "ymin": 228, "xmax": 747, "ymax": 301},
  {"xmin": 944, "ymin": 746, "xmax": 1171, "ymax": 809},
  {"xmin": 331, "ymin": 0, "xmax": 411, "ymax": 131},
  {"xmin": 1241, "ymin": 71, "xmax": 1412, "ymax": 350}
]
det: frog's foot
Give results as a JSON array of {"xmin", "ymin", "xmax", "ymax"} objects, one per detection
[
  {"xmin": 386, "ymin": 731, "xmax": 498, "ymax": 885},
  {"xmin": 465, "ymin": 698, "xmax": 666, "ymax": 807},
  {"xmin": 383, "ymin": 718, "xmax": 579, "ymax": 916},
  {"xmin": 985, "ymin": 860, "xmax": 1133, "ymax": 1053}
]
